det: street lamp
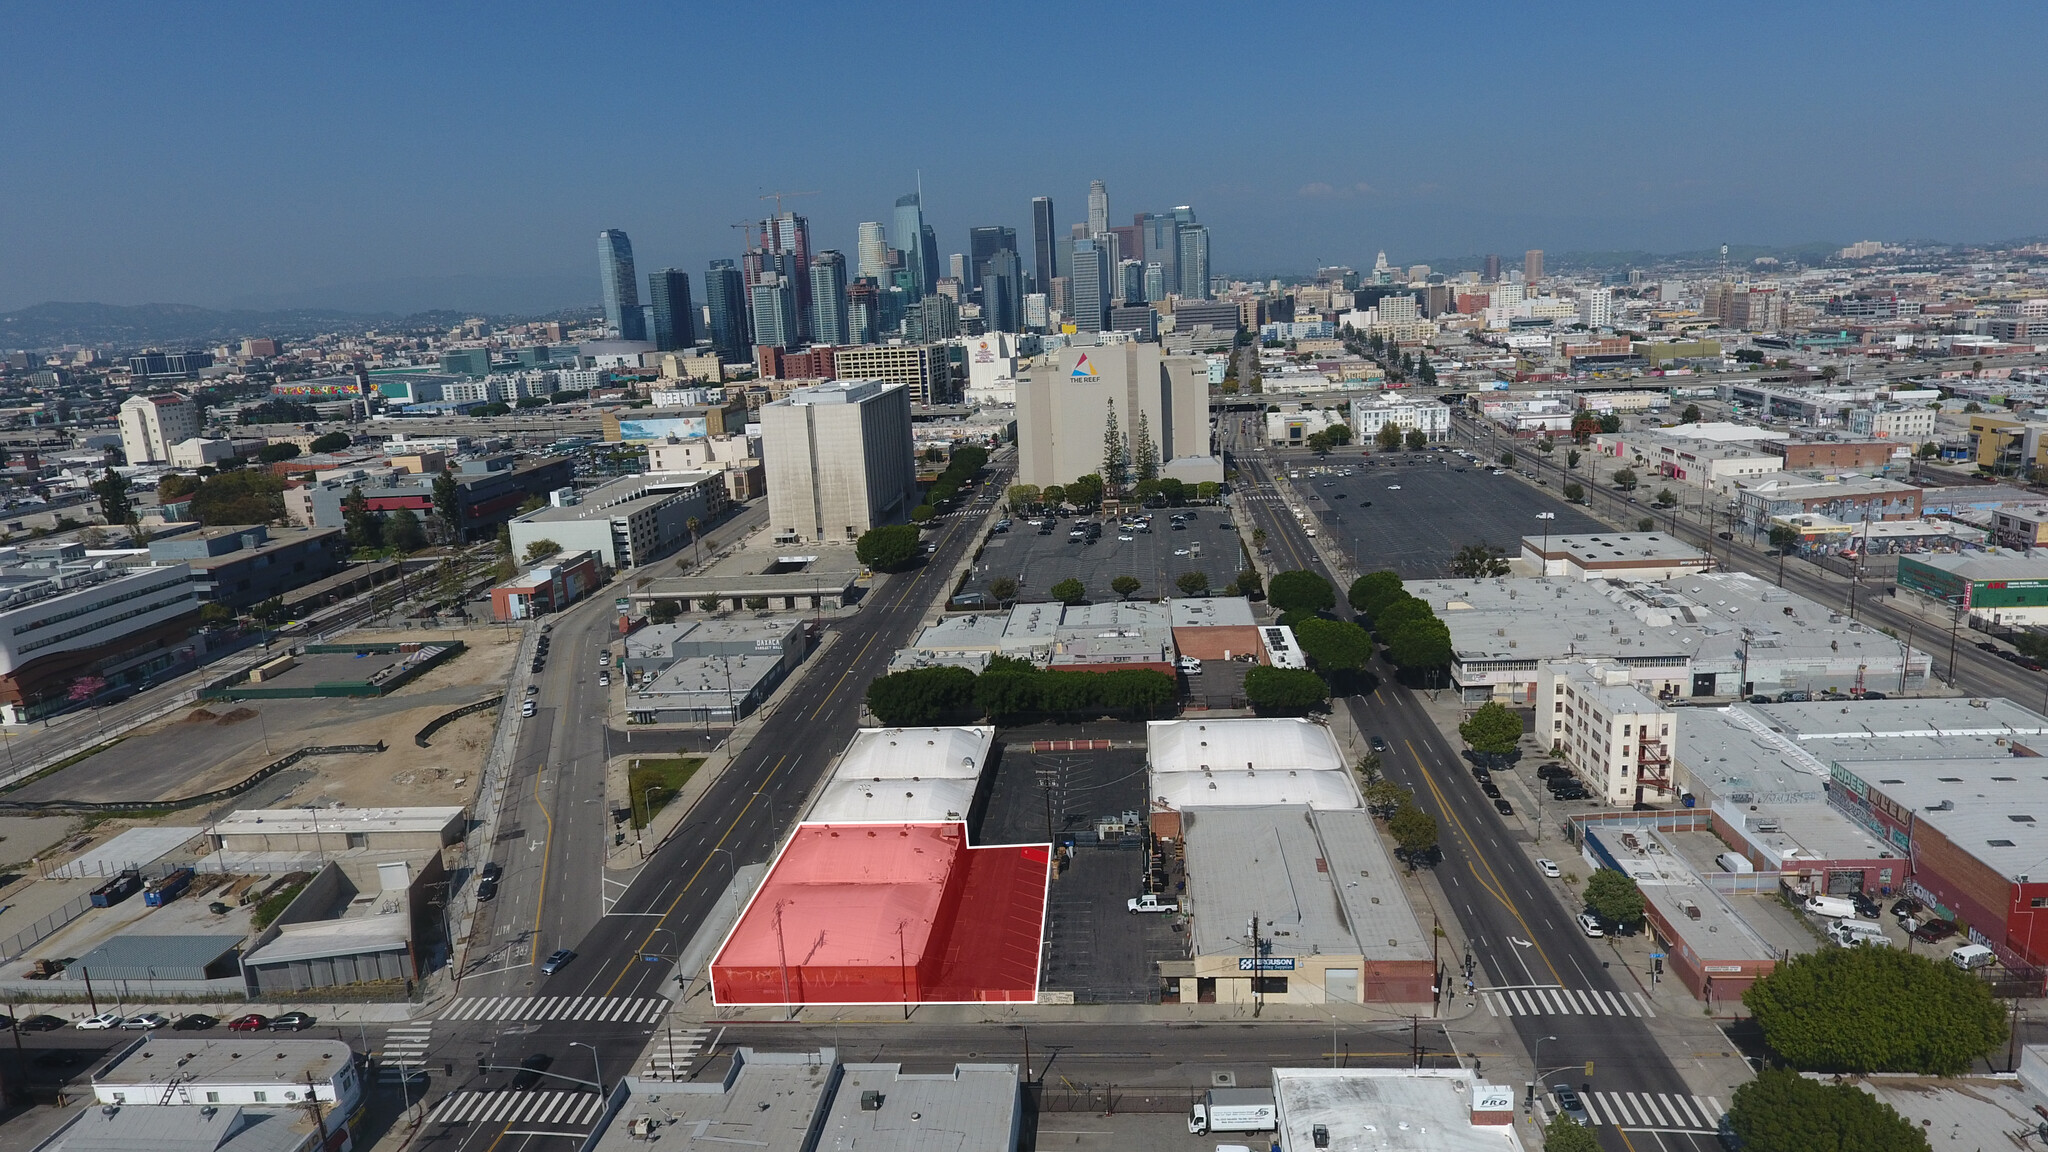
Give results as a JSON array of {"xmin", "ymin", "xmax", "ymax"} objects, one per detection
[
  {"xmin": 1535, "ymin": 512, "xmax": 1556, "ymax": 573},
  {"xmin": 569, "ymin": 1041, "xmax": 602, "ymax": 1097},
  {"xmin": 709, "ymin": 846, "xmax": 741, "ymax": 924},
  {"xmin": 1526, "ymin": 1035, "xmax": 1558, "ymax": 1107}
]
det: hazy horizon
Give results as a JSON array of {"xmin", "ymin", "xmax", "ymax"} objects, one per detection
[{"xmin": 6, "ymin": 3, "xmax": 2045, "ymax": 315}]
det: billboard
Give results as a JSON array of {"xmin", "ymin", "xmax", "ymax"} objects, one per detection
[
  {"xmin": 271, "ymin": 380, "xmax": 365, "ymax": 398},
  {"xmin": 615, "ymin": 416, "xmax": 708, "ymax": 442}
]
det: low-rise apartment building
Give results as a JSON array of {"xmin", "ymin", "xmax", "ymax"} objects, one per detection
[{"xmin": 1536, "ymin": 661, "xmax": 1675, "ymax": 806}]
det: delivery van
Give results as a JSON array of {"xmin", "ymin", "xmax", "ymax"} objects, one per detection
[
  {"xmin": 1950, "ymin": 943, "xmax": 1996, "ymax": 970},
  {"xmin": 1804, "ymin": 894, "xmax": 1857, "ymax": 919}
]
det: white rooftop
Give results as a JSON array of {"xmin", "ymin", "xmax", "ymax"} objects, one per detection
[
  {"xmin": 1661, "ymin": 421, "xmax": 1792, "ymax": 443},
  {"xmin": 833, "ymin": 727, "xmax": 994, "ymax": 781},
  {"xmin": 1149, "ymin": 718, "xmax": 1359, "ymax": 810},
  {"xmin": 1273, "ymin": 1068, "xmax": 1526, "ymax": 1152},
  {"xmin": 809, "ymin": 778, "xmax": 979, "ymax": 824},
  {"xmin": 212, "ymin": 807, "xmax": 462, "ymax": 837}
]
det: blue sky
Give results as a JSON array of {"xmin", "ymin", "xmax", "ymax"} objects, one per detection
[{"xmin": 4, "ymin": 2, "xmax": 2045, "ymax": 314}]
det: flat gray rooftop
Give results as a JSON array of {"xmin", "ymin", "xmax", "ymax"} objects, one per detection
[
  {"xmin": 1183, "ymin": 805, "xmax": 1428, "ymax": 962},
  {"xmin": 814, "ymin": 1063, "xmax": 1020, "ymax": 1152}
]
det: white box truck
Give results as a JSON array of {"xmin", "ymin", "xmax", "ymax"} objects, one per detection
[
  {"xmin": 1715, "ymin": 852, "xmax": 1754, "ymax": 874},
  {"xmin": 1951, "ymin": 943, "xmax": 1996, "ymax": 970},
  {"xmin": 1805, "ymin": 894, "xmax": 1857, "ymax": 919},
  {"xmin": 1189, "ymin": 1088, "xmax": 1277, "ymax": 1135}
]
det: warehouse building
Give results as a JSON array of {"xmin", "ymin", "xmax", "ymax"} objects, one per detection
[
  {"xmin": 1518, "ymin": 532, "xmax": 1711, "ymax": 582},
  {"xmin": 1898, "ymin": 549, "xmax": 2048, "ymax": 625}
]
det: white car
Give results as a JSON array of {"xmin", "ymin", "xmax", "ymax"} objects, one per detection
[
  {"xmin": 521, "ymin": 700, "xmax": 537, "ymax": 717},
  {"xmin": 1178, "ymin": 657, "xmax": 1203, "ymax": 674},
  {"xmin": 1173, "ymin": 548, "xmax": 1191, "ymax": 556},
  {"xmin": 1537, "ymin": 859, "xmax": 1561, "ymax": 878},
  {"xmin": 1387, "ymin": 485, "xmax": 1401, "ymax": 490},
  {"xmin": 76, "ymin": 1012, "xmax": 122, "ymax": 1030},
  {"xmin": 1577, "ymin": 912, "xmax": 1605, "ymax": 938},
  {"xmin": 1118, "ymin": 534, "xmax": 1133, "ymax": 542}
]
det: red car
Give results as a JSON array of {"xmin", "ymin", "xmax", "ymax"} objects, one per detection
[{"xmin": 227, "ymin": 1013, "xmax": 270, "ymax": 1032}]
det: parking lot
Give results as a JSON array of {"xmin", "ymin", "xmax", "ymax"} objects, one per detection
[
  {"xmin": 975, "ymin": 731, "xmax": 1184, "ymax": 1003},
  {"xmin": 965, "ymin": 511, "xmax": 1247, "ymax": 605},
  {"xmin": 1279, "ymin": 452, "xmax": 1607, "ymax": 577}
]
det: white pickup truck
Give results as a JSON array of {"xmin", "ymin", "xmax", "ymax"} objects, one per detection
[{"xmin": 1128, "ymin": 893, "xmax": 1178, "ymax": 914}]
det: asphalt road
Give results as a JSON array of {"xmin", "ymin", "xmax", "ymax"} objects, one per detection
[
  {"xmin": 402, "ymin": 455, "xmax": 1014, "ymax": 1151},
  {"xmin": 1226, "ymin": 419, "xmax": 1724, "ymax": 1151}
]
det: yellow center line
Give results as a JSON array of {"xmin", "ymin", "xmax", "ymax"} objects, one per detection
[
  {"xmin": 1403, "ymin": 738, "xmax": 1562, "ymax": 985},
  {"xmin": 808, "ymin": 631, "xmax": 879, "ymax": 721},
  {"xmin": 601, "ymin": 754, "xmax": 791, "ymax": 999}
]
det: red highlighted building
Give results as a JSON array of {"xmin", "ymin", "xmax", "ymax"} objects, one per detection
[{"xmin": 711, "ymin": 821, "xmax": 1049, "ymax": 1005}]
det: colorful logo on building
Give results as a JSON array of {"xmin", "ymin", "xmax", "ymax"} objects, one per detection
[{"xmin": 1070, "ymin": 353, "xmax": 1098, "ymax": 380}]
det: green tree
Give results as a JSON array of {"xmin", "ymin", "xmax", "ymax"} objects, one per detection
[
  {"xmin": 1101, "ymin": 400, "xmax": 1128, "ymax": 495},
  {"xmin": 1655, "ymin": 487, "xmax": 1678, "ymax": 507},
  {"xmin": 1376, "ymin": 421, "xmax": 1402, "ymax": 452},
  {"xmin": 1322, "ymin": 422, "xmax": 1351, "ymax": 446},
  {"xmin": 1917, "ymin": 441, "xmax": 1938, "ymax": 459},
  {"xmin": 1458, "ymin": 701, "xmax": 1522, "ymax": 754},
  {"xmin": 1196, "ymin": 480, "xmax": 1221, "ymax": 502},
  {"xmin": 911, "ymin": 504, "xmax": 938, "ymax": 523},
  {"xmin": 1449, "ymin": 543, "xmax": 1510, "ymax": 578},
  {"xmin": 159, "ymin": 473, "xmax": 201, "ymax": 501},
  {"xmin": 1293, "ymin": 617, "xmax": 1373, "ymax": 673},
  {"xmin": 1742, "ymin": 948, "xmax": 2006, "ymax": 1075},
  {"xmin": 190, "ymin": 469, "xmax": 287, "ymax": 526},
  {"xmin": 1680, "ymin": 403, "xmax": 1703, "ymax": 425},
  {"xmin": 1051, "ymin": 577, "xmax": 1087, "ymax": 604},
  {"xmin": 1132, "ymin": 411, "xmax": 1160, "ymax": 483},
  {"xmin": 1067, "ymin": 472, "xmax": 1104, "ymax": 507},
  {"xmin": 1635, "ymin": 515, "xmax": 1655, "ymax": 531},
  {"xmin": 1234, "ymin": 567, "xmax": 1263, "ymax": 600},
  {"xmin": 1612, "ymin": 467, "xmax": 1638, "ymax": 491},
  {"xmin": 1096, "ymin": 668, "xmax": 1176, "ymax": 715},
  {"xmin": 198, "ymin": 601, "xmax": 236, "ymax": 626},
  {"xmin": 1041, "ymin": 484, "xmax": 1068, "ymax": 508},
  {"xmin": 1725, "ymin": 1068, "xmax": 1928, "ymax": 1152},
  {"xmin": 91, "ymin": 467, "xmax": 131, "ymax": 527},
  {"xmin": 250, "ymin": 597, "xmax": 287, "ymax": 627},
  {"xmin": 258, "ymin": 442, "xmax": 301, "ymax": 463},
  {"xmin": 1541, "ymin": 1113, "xmax": 1602, "ymax": 1152},
  {"xmin": 1583, "ymin": 868, "xmax": 1645, "ymax": 928},
  {"xmin": 1383, "ymin": 616, "xmax": 1451, "ymax": 671},
  {"xmin": 1111, "ymin": 575, "xmax": 1142, "ymax": 599},
  {"xmin": 1768, "ymin": 523, "xmax": 1801, "ymax": 585},
  {"xmin": 1404, "ymin": 429, "xmax": 1427, "ymax": 451},
  {"xmin": 856, "ymin": 524, "xmax": 922, "ymax": 571},
  {"xmin": 1416, "ymin": 351, "xmax": 1437, "ymax": 386},
  {"xmin": 1006, "ymin": 483, "xmax": 1041, "ymax": 510},
  {"xmin": 1306, "ymin": 431, "xmax": 1332, "ymax": 456},
  {"xmin": 865, "ymin": 666, "xmax": 978, "ymax": 726},
  {"xmin": 433, "ymin": 469, "xmax": 462, "ymax": 541},
  {"xmin": 1388, "ymin": 804, "xmax": 1438, "ymax": 855},
  {"xmin": 386, "ymin": 507, "xmax": 427, "ymax": 553},
  {"xmin": 309, "ymin": 431, "xmax": 352, "ymax": 453},
  {"xmin": 647, "ymin": 599, "xmax": 680, "ymax": 625},
  {"xmin": 1499, "ymin": 450, "xmax": 1516, "ymax": 468},
  {"xmin": 1175, "ymin": 570, "xmax": 1210, "ymax": 596},
  {"xmin": 1348, "ymin": 570, "xmax": 1405, "ymax": 616},
  {"xmin": 522, "ymin": 538, "xmax": 561, "ymax": 564},
  {"xmin": 1566, "ymin": 449, "xmax": 1582, "ymax": 470},
  {"xmin": 1243, "ymin": 666, "xmax": 1330, "ymax": 715},
  {"xmin": 1364, "ymin": 776, "xmax": 1411, "ymax": 813},
  {"xmin": 973, "ymin": 668, "xmax": 1040, "ymax": 722},
  {"xmin": 1268, "ymin": 569, "xmax": 1336, "ymax": 616},
  {"xmin": 1563, "ymin": 481, "xmax": 1585, "ymax": 503},
  {"xmin": 989, "ymin": 576, "xmax": 1020, "ymax": 602},
  {"xmin": 1598, "ymin": 413, "xmax": 1622, "ymax": 433}
]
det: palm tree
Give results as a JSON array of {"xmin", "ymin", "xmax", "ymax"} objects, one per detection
[{"xmin": 687, "ymin": 516, "xmax": 702, "ymax": 566}]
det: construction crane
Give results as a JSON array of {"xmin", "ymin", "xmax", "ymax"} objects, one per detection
[{"xmin": 758, "ymin": 190, "xmax": 820, "ymax": 216}]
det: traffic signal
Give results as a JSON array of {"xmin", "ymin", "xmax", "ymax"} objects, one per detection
[{"xmin": 1584, "ymin": 1061, "xmax": 1595, "ymax": 1077}]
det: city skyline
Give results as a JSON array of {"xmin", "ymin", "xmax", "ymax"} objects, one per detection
[{"xmin": 5, "ymin": 4, "xmax": 2048, "ymax": 314}]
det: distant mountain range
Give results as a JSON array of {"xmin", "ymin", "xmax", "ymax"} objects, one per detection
[{"xmin": 0, "ymin": 299, "xmax": 596, "ymax": 354}]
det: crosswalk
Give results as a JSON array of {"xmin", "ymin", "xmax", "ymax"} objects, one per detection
[
  {"xmin": 441, "ymin": 995, "xmax": 670, "ymax": 1024},
  {"xmin": 376, "ymin": 1024, "xmax": 433, "ymax": 1082},
  {"xmin": 1544, "ymin": 1090, "xmax": 1726, "ymax": 1133},
  {"xmin": 1478, "ymin": 984, "xmax": 1656, "ymax": 1018},
  {"xmin": 642, "ymin": 1026, "xmax": 713, "ymax": 1081},
  {"xmin": 428, "ymin": 1090, "xmax": 605, "ymax": 1129}
]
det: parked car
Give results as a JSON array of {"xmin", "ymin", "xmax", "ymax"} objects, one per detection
[
  {"xmin": 1128, "ymin": 894, "xmax": 1178, "ymax": 914},
  {"xmin": 476, "ymin": 875, "xmax": 499, "ymax": 901},
  {"xmin": 227, "ymin": 1014, "xmax": 271, "ymax": 1032},
  {"xmin": 173, "ymin": 1014, "xmax": 218, "ymax": 1031},
  {"xmin": 17, "ymin": 1015, "xmax": 66, "ymax": 1032},
  {"xmin": 1852, "ymin": 894, "xmax": 1882, "ymax": 919},
  {"xmin": 1493, "ymin": 798, "xmax": 1514, "ymax": 816},
  {"xmin": 120, "ymin": 1014, "xmax": 169, "ymax": 1030},
  {"xmin": 1480, "ymin": 783, "xmax": 1502, "ymax": 799},
  {"xmin": 521, "ymin": 700, "xmax": 537, "ymax": 717},
  {"xmin": 76, "ymin": 1013, "xmax": 122, "ymax": 1030},
  {"xmin": 1537, "ymin": 859, "xmax": 1561, "ymax": 878},
  {"xmin": 1577, "ymin": 913, "xmax": 1605, "ymax": 938},
  {"xmin": 268, "ymin": 1012, "xmax": 316, "ymax": 1031},
  {"xmin": 1912, "ymin": 919, "xmax": 1958, "ymax": 943}
]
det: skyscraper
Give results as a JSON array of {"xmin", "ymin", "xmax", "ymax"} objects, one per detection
[
  {"xmin": 704, "ymin": 259, "xmax": 749, "ymax": 361},
  {"xmin": 647, "ymin": 269, "xmax": 694, "ymax": 351},
  {"xmin": 1524, "ymin": 249, "xmax": 1544, "ymax": 284},
  {"xmin": 598, "ymin": 229, "xmax": 644, "ymax": 341},
  {"xmin": 1087, "ymin": 180, "xmax": 1108, "ymax": 237},
  {"xmin": 892, "ymin": 193, "xmax": 934, "ymax": 298},
  {"xmin": 749, "ymin": 272, "xmax": 798, "ymax": 351},
  {"xmin": 980, "ymin": 248, "xmax": 1021, "ymax": 334},
  {"xmin": 1030, "ymin": 197, "xmax": 1056, "ymax": 295},
  {"xmin": 919, "ymin": 223, "xmax": 940, "ymax": 294},
  {"xmin": 1144, "ymin": 263, "xmax": 1166, "ymax": 303},
  {"xmin": 1176, "ymin": 222, "xmax": 1210, "ymax": 301},
  {"xmin": 809, "ymin": 251, "xmax": 850, "ymax": 346},
  {"xmin": 1069, "ymin": 238, "xmax": 1110, "ymax": 332},
  {"xmin": 1138, "ymin": 213, "xmax": 1179, "ymax": 299},
  {"xmin": 1483, "ymin": 253, "xmax": 1501, "ymax": 282},
  {"xmin": 1118, "ymin": 259, "xmax": 1145, "ymax": 306},
  {"xmin": 948, "ymin": 253, "xmax": 967, "ymax": 283},
  {"xmin": 847, "ymin": 278, "xmax": 880, "ymax": 345},
  {"xmin": 856, "ymin": 222, "xmax": 890, "ymax": 281},
  {"xmin": 756, "ymin": 212, "xmax": 813, "ymax": 342},
  {"xmin": 967, "ymin": 225, "xmax": 1017, "ymax": 292}
]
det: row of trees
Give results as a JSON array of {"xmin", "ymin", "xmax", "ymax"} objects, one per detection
[
  {"xmin": 911, "ymin": 443, "xmax": 989, "ymax": 521},
  {"xmin": 1371, "ymin": 422, "xmax": 1430, "ymax": 453},
  {"xmin": 866, "ymin": 659, "xmax": 1177, "ymax": 726},
  {"xmin": 1347, "ymin": 570, "xmax": 1452, "ymax": 674},
  {"xmin": 1005, "ymin": 475, "xmax": 1222, "ymax": 514}
]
